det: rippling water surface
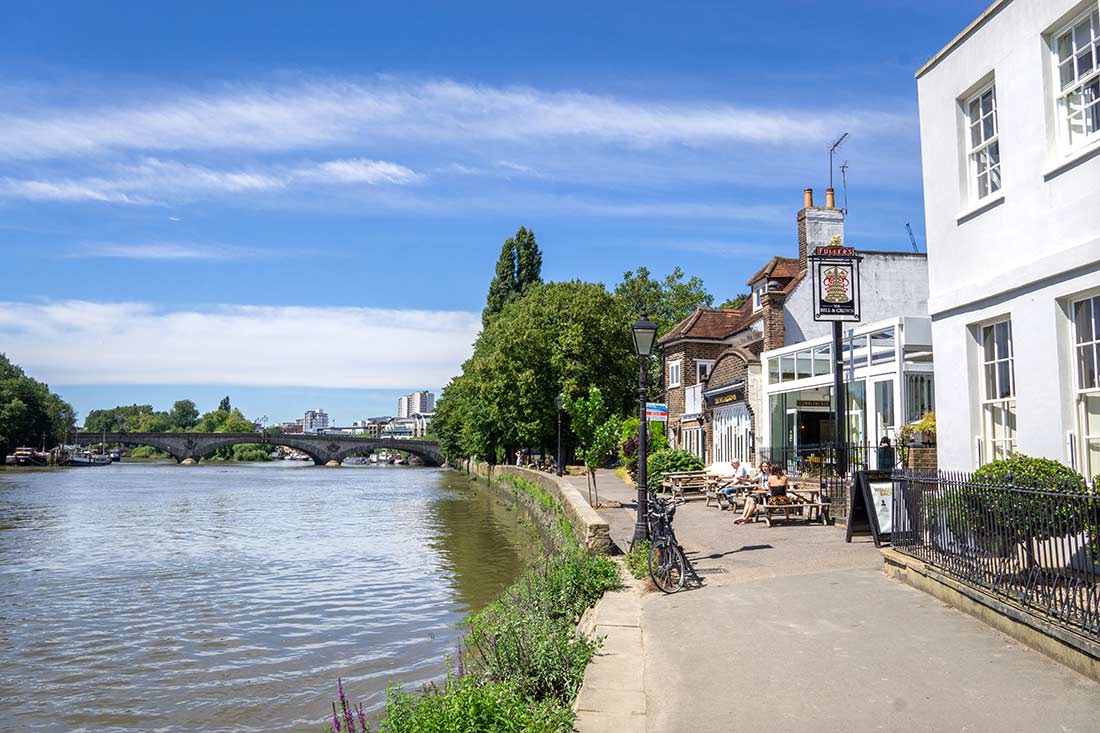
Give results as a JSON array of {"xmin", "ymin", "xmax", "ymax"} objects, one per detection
[{"xmin": 0, "ymin": 462, "xmax": 532, "ymax": 732}]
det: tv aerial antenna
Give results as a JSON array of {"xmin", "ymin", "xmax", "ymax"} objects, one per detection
[
  {"xmin": 828, "ymin": 132, "xmax": 848, "ymax": 190},
  {"xmin": 839, "ymin": 161, "xmax": 849, "ymax": 214}
]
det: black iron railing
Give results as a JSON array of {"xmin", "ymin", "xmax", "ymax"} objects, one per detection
[{"xmin": 892, "ymin": 470, "xmax": 1100, "ymax": 641}]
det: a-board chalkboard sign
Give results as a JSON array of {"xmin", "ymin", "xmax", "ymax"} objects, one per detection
[{"xmin": 845, "ymin": 470, "xmax": 893, "ymax": 547}]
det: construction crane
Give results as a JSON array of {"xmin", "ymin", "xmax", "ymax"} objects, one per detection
[{"xmin": 905, "ymin": 222, "xmax": 920, "ymax": 253}]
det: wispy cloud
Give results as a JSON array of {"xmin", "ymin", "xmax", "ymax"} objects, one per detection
[
  {"xmin": 0, "ymin": 300, "xmax": 480, "ymax": 389},
  {"xmin": 0, "ymin": 77, "xmax": 913, "ymax": 161},
  {"xmin": 0, "ymin": 156, "xmax": 421, "ymax": 204},
  {"xmin": 67, "ymin": 243, "xmax": 254, "ymax": 261}
]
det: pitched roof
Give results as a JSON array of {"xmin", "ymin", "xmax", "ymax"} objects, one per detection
[
  {"xmin": 746, "ymin": 256, "xmax": 801, "ymax": 286},
  {"xmin": 658, "ymin": 305, "xmax": 760, "ymax": 345}
]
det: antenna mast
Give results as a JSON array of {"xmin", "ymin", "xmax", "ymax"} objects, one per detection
[
  {"xmin": 828, "ymin": 132, "xmax": 849, "ymax": 190},
  {"xmin": 839, "ymin": 161, "xmax": 849, "ymax": 214}
]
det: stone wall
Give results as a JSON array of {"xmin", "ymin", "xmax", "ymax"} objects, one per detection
[{"xmin": 472, "ymin": 463, "xmax": 611, "ymax": 554}]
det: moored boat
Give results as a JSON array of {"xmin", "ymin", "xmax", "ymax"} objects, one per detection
[
  {"xmin": 68, "ymin": 450, "xmax": 112, "ymax": 466},
  {"xmin": 5, "ymin": 447, "xmax": 50, "ymax": 466}
]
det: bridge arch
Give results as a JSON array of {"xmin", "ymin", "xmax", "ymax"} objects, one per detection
[{"xmin": 73, "ymin": 432, "xmax": 443, "ymax": 467}]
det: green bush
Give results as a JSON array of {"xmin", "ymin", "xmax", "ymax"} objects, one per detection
[
  {"xmin": 329, "ymin": 550, "xmax": 620, "ymax": 732},
  {"xmin": 646, "ymin": 449, "xmax": 704, "ymax": 490},
  {"xmin": 618, "ymin": 418, "xmax": 669, "ymax": 483},
  {"xmin": 972, "ymin": 454, "xmax": 1085, "ymax": 488},
  {"xmin": 923, "ymin": 454, "xmax": 1094, "ymax": 558},
  {"xmin": 231, "ymin": 444, "xmax": 273, "ymax": 462},
  {"xmin": 624, "ymin": 539, "xmax": 650, "ymax": 579},
  {"xmin": 372, "ymin": 676, "xmax": 574, "ymax": 733}
]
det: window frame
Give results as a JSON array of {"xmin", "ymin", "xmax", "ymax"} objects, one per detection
[
  {"xmin": 1053, "ymin": 6, "xmax": 1100, "ymax": 150},
  {"xmin": 752, "ymin": 282, "xmax": 765, "ymax": 312},
  {"xmin": 1072, "ymin": 294, "xmax": 1100, "ymax": 477},
  {"xmin": 965, "ymin": 81, "xmax": 1001, "ymax": 202},
  {"xmin": 979, "ymin": 319, "xmax": 1017, "ymax": 462},
  {"xmin": 696, "ymin": 359, "xmax": 715, "ymax": 384},
  {"xmin": 668, "ymin": 359, "xmax": 682, "ymax": 389}
]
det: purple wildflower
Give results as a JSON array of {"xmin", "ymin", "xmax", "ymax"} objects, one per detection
[
  {"xmin": 332, "ymin": 701, "xmax": 342, "ymax": 732},
  {"xmin": 357, "ymin": 703, "xmax": 367, "ymax": 731},
  {"xmin": 455, "ymin": 640, "xmax": 464, "ymax": 678}
]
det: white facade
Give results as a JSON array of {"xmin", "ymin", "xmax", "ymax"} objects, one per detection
[
  {"xmin": 407, "ymin": 391, "xmax": 435, "ymax": 415},
  {"xmin": 760, "ymin": 317, "xmax": 936, "ymax": 467},
  {"xmin": 782, "ymin": 252, "xmax": 932, "ymax": 344},
  {"xmin": 397, "ymin": 395, "xmax": 409, "ymax": 419},
  {"xmin": 917, "ymin": 0, "xmax": 1100, "ymax": 472},
  {"xmin": 303, "ymin": 409, "xmax": 329, "ymax": 434}
]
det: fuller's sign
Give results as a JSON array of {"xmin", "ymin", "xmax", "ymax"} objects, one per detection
[{"xmin": 809, "ymin": 238, "xmax": 862, "ymax": 323}]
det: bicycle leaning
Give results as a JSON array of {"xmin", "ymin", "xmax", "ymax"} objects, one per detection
[{"xmin": 645, "ymin": 490, "xmax": 697, "ymax": 593}]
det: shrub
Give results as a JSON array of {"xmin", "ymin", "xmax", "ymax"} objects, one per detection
[
  {"xmin": 618, "ymin": 418, "xmax": 669, "ymax": 483},
  {"xmin": 624, "ymin": 540, "xmax": 650, "ymax": 580},
  {"xmin": 899, "ymin": 411, "xmax": 936, "ymax": 445},
  {"xmin": 646, "ymin": 449, "xmax": 704, "ymax": 490},
  {"xmin": 327, "ymin": 550, "xmax": 620, "ymax": 732},
  {"xmin": 972, "ymin": 454, "xmax": 1086, "ymax": 488},
  {"xmin": 130, "ymin": 445, "xmax": 169, "ymax": 459}
]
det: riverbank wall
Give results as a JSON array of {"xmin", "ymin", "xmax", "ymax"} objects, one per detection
[{"xmin": 468, "ymin": 462, "xmax": 612, "ymax": 554}]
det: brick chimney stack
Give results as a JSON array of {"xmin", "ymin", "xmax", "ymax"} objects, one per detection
[{"xmin": 797, "ymin": 186, "xmax": 846, "ymax": 273}]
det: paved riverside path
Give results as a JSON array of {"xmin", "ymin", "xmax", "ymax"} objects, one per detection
[{"xmin": 566, "ymin": 469, "xmax": 1100, "ymax": 733}]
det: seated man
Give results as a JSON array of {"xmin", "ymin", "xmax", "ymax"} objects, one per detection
[{"xmin": 719, "ymin": 459, "xmax": 753, "ymax": 509}]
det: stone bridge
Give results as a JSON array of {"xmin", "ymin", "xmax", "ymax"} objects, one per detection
[{"xmin": 74, "ymin": 432, "xmax": 444, "ymax": 467}]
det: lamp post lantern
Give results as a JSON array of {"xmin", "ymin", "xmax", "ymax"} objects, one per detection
[
  {"xmin": 630, "ymin": 311, "xmax": 659, "ymax": 546},
  {"xmin": 555, "ymin": 393, "xmax": 564, "ymax": 477}
]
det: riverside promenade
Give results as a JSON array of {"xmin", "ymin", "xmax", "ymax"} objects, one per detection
[{"xmin": 567, "ymin": 469, "xmax": 1100, "ymax": 732}]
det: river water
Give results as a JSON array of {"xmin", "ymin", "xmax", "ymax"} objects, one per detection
[{"xmin": 0, "ymin": 461, "xmax": 533, "ymax": 732}]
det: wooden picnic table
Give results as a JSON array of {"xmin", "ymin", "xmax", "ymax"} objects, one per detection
[{"xmin": 750, "ymin": 486, "xmax": 831, "ymax": 527}]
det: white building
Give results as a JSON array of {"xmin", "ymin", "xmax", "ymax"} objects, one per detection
[
  {"xmin": 916, "ymin": 0, "xmax": 1100, "ymax": 473},
  {"xmin": 407, "ymin": 391, "xmax": 435, "ymax": 415},
  {"xmin": 411, "ymin": 412, "xmax": 434, "ymax": 438},
  {"xmin": 397, "ymin": 395, "xmax": 409, "ymax": 419},
  {"xmin": 303, "ymin": 408, "xmax": 330, "ymax": 434},
  {"xmin": 760, "ymin": 317, "xmax": 936, "ymax": 469},
  {"xmin": 381, "ymin": 417, "xmax": 416, "ymax": 439}
]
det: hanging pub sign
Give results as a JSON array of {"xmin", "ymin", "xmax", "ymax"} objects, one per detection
[{"xmin": 809, "ymin": 237, "xmax": 862, "ymax": 322}]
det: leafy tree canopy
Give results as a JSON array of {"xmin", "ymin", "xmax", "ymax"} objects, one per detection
[
  {"xmin": 482, "ymin": 226, "xmax": 544, "ymax": 326},
  {"xmin": 0, "ymin": 353, "xmax": 75, "ymax": 455},
  {"xmin": 437, "ymin": 280, "xmax": 634, "ymax": 464},
  {"xmin": 614, "ymin": 266, "xmax": 713, "ymax": 335},
  {"xmin": 719, "ymin": 293, "xmax": 749, "ymax": 310}
]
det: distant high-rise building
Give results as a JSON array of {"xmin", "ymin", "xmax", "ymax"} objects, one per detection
[
  {"xmin": 407, "ymin": 391, "xmax": 435, "ymax": 415},
  {"xmin": 397, "ymin": 395, "xmax": 410, "ymax": 419},
  {"xmin": 303, "ymin": 409, "xmax": 330, "ymax": 434}
]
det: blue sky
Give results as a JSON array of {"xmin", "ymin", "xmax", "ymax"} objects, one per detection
[{"xmin": 0, "ymin": 1, "xmax": 988, "ymax": 424}]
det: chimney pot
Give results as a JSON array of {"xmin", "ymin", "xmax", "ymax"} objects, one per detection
[
  {"xmin": 803, "ymin": 188, "xmax": 813, "ymax": 208},
  {"xmin": 825, "ymin": 188, "xmax": 836, "ymax": 209}
]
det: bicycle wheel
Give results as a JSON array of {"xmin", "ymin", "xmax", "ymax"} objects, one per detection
[{"xmin": 648, "ymin": 538, "xmax": 686, "ymax": 594}]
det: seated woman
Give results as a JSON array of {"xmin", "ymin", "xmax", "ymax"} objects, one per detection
[{"xmin": 733, "ymin": 460, "xmax": 771, "ymax": 523}]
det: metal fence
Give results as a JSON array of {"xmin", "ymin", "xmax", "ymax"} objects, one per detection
[{"xmin": 892, "ymin": 470, "xmax": 1100, "ymax": 640}]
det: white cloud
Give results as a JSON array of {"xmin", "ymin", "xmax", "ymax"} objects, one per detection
[
  {"xmin": 0, "ymin": 156, "xmax": 420, "ymax": 204},
  {"xmin": 0, "ymin": 77, "xmax": 913, "ymax": 161},
  {"xmin": 67, "ymin": 243, "xmax": 253, "ymax": 260},
  {"xmin": 0, "ymin": 300, "xmax": 479, "ymax": 389}
]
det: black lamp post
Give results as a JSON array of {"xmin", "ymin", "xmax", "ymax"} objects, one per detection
[
  {"xmin": 555, "ymin": 392, "xmax": 564, "ymax": 477},
  {"xmin": 631, "ymin": 311, "xmax": 659, "ymax": 546}
]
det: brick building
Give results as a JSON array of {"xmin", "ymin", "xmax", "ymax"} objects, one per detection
[{"xmin": 660, "ymin": 187, "xmax": 930, "ymax": 467}]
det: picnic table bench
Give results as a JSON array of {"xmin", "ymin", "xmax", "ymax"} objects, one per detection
[
  {"xmin": 758, "ymin": 485, "xmax": 830, "ymax": 527},
  {"xmin": 660, "ymin": 470, "xmax": 710, "ymax": 499}
]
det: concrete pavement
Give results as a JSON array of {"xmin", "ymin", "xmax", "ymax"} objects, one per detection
[{"xmin": 569, "ymin": 469, "xmax": 1100, "ymax": 732}]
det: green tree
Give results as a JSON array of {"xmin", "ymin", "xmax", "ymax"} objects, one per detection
[
  {"xmin": 720, "ymin": 293, "xmax": 749, "ymax": 310},
  {"xmin": 169, "ymin": 399, "xmax": 199, "ymax": 430},
  {"xmin": 437, "ymin": 281, "xmax": 634, "ymax": 467},
  {"xmin": 218, "ymin": 395, "xmax": 232, "ymax": 412},
  {"xmin": 564, "ymin": 386, "xmax": 623, "ymax": 505},
  {"xmin": 613, "ymin": 266, "xmax": 713, "ymax": 335},
  {"xmin": 482, "ymin": 226, "xmax": 544, "ymax": 326},
  {"xmin": 0, "ymin": 353, "xmax": 75, "ymax": 455}
]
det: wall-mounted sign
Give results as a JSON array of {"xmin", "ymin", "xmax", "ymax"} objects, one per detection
[
  {"xmin": 796, "ymin": 399, "xmax": 831, "ymax": 408},
  {"xmin": 645, "ymin": 403, "xmax": 669, "ymax": 422},
  {"xmin": 809, "ymin": 242, "xmax": 862, "ymax": 323},
  {"xmin": 706, "ymin": 391, "xmax": 744, "ymax": 408}
]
